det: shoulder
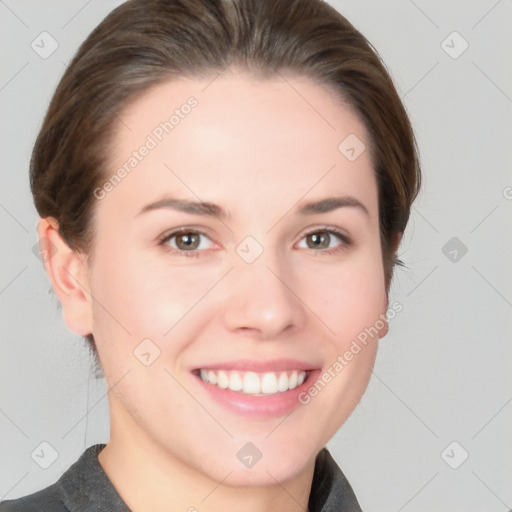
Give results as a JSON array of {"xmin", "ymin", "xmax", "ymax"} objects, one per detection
[
  {"xmin": 0, "ymin": 483, "xmax": 68, "ymax": 512},
  {"xmin": 0, "ymin": 444, "xmax": 107, "ymax": 512}
]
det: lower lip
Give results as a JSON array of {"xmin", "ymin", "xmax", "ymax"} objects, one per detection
[{"xmin": 192, "ymin": 369, "xmax": 321, "ymax": 419}]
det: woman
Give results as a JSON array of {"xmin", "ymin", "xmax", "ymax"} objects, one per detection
[{"xmin": 0, "ymin": 0, "xmax": 420, "ymax": 510}]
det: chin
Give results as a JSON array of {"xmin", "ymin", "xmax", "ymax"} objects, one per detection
[
  {"xmin": 201, "ymin": 447, "xmax": 314, "ymax": 488},
  {"xmin": 221, "ymin": 463, "xmax": 305, "ymax": 488}
]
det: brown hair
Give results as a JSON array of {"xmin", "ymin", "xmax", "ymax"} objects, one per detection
[{"xmin": 31, "ymin": 0, "xmax": 421, "ymax": 362}]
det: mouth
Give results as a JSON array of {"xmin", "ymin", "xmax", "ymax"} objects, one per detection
[
  {"xmin": 192, "ymin": 368, "xmax": 312, "ymax": 396},
  {"xmin": 189, "ymin": 358, "xmax": 321, "ymax": 418}
]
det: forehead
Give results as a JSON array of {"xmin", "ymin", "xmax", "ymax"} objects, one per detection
[{"xmin": 100, "ymin": 71, "xmax": 377, "ymax": 222}]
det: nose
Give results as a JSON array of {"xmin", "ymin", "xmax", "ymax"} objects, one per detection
[{"xmin": 221, "ymin": 255, "xmax": 307, "ymax": 340}]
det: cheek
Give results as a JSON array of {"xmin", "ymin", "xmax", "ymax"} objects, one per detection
[
  {"xmin": 127, "ymin": 261, "xmax": 224, "ymax": 336},
  {"xmin": 300, "ymin": 248, "xmax": 386, "ymax": 343},
  {"xmin": 89, "ymin": 248, "xmax": 223, "ymax": 353},
  {"xmin": 89, "ymin": 252, "xmax": 223, "ymax": 371}
]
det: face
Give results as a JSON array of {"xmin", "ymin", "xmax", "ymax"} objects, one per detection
[{"xmin": 72, "ymin": 70, "xmax": 388, "ymax": 484}]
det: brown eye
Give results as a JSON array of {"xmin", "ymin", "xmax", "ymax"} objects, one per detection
[
  {"xmin": 305, "ymin": 231, "xmax": 331, "ymax": 249},
  {"xmin": 296, "ymin": 228, "xmax": 352, "ymax": 255},
  {"xmin": 159, "ymin": 229, "xmax": 215, "ymax": 256},
  {"xmin": 175, "ymin": 232, "xmax": 201, "ymax": 250}
]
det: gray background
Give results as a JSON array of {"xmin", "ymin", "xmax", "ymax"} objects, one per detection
[{"xmin": 1, "ymin": 1, "xmax": 511, "ymax": 510}]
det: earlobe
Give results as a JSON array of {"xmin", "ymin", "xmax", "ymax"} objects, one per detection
[
  {"xmin": 378, "ymin": 313, "xmax": 389, "ymax": 338},
  {"xmin": 37, "ymin": 217, "xmax": 93, "ymax": 337},
  {"xmin": 377, "ymin": 296, "xmax": 389, "ymax": 339}
]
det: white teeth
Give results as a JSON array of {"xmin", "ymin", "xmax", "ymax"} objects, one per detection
[
  {"xmin": 217, "ymin": 370, "xmax": 229, "ymax": 389},
  {"xmin": 243, "ymin": 372, "xmax": 261, "ymax": 394},
  {"xmin": 229, "ymin": 371, "xmax": 243, "ymax": 391},
  {"xmin": 289, "ymin": 370, "xmax": 298, "ymax": 389},
  {"xmin": 261, "ymin": 372, "xmax": 277, "ymax": 394},
  {"xmin": 198, "ymin": 369, "xmax": 308, "ymax": 395},
  {"xmin": 277, "ymin": 372, "xmax": 288, "ymax": 392}
]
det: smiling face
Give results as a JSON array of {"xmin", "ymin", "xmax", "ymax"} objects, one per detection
[{"xmin": 78, "ymin": 69, "xmax": 388, "ymax": 485}]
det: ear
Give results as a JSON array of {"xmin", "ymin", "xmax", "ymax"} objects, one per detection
[{"xmin": 37, "ymin": 217, "xmax": 93, "ymax": 337}]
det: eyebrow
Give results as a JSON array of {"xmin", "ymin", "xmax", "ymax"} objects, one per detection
[{"xmin": 137, "ymin": 195, "xmax": 369, "ymax": 219}]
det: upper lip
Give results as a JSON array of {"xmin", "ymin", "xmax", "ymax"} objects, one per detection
[{"xmin": 192, "ymin": 358, "xmax": 320, "ymax": 373}]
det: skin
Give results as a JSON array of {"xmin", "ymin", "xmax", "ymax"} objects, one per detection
[{"xmin": 39, "ymin": 69, "xmax": 392, "ymax": 512}]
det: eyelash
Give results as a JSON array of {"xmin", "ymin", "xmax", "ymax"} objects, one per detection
[{"xmin": 157, "ymin": 226, "xmax": 352, "ymax": 258}]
